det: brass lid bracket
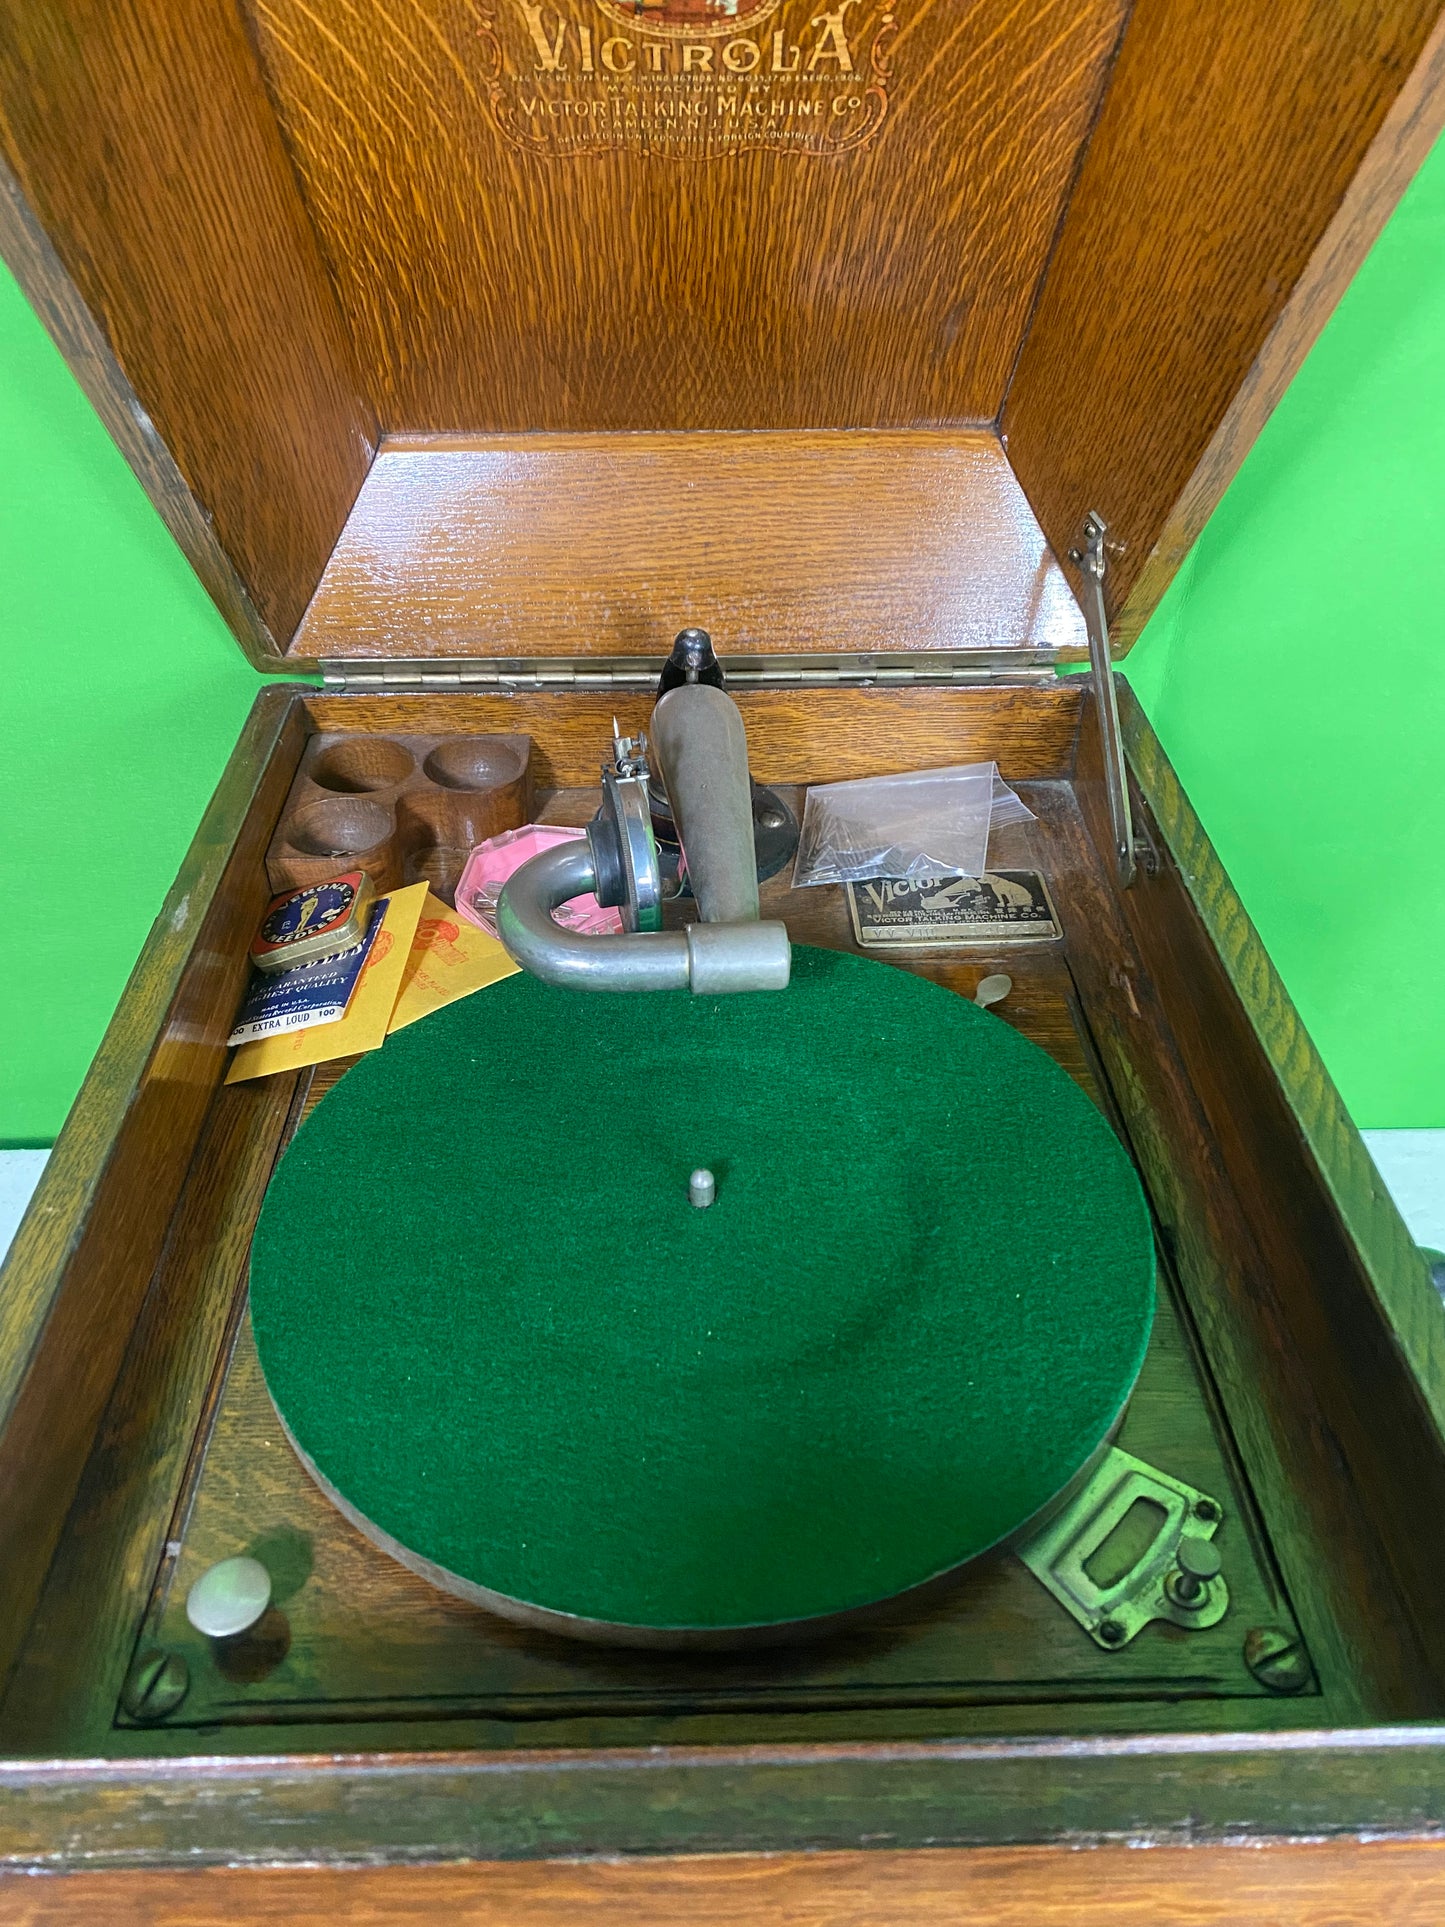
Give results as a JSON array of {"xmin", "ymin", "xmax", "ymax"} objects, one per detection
[{"xmin": 1070, "ymin": 512, "xmax": 1142, "ymax": 890}]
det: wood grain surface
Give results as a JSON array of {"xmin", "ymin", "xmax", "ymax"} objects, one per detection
[
  {"xmin": 291, "ymin": 432, "xmax": 1085, "ymax": 661},
  {"xmin": 5, "ymin": 0, "xmax": 1439, "ymax": 663},
  {"xmin": 1003, "ymin": 0, "xmax": 1445, "ymax": 625},
  {"xmin": 0, "ymin": 0, "xmax": 375, "ymax": 643},
  {"xmin": 0, "ymin": 159, "xmax": 282, "ymax": 669},
  {"xmin": 1119, "ymin": 682, "xmax": 1445, "ymax": 1460},
  {"xmin": 301, "ymin": 684, "xmax": 1085, "ymax": 785},
  {"xmin": 246, "ymin": 0, "xmax": 1125, "ymax": 431},
  {"xmin": 6, "ymin": 1839, "xmax": 1445, "ymax": 1925},
  {"xmin": 1068, "ymin": 698, "xmax": 1445, "ymax": 1719},
  {"xmin": 266, "ymin": 732, "xmax": 533, "ymax": 903},
  {"xmin": 0, "ymin": 690, "xmax": 305, "ymax": 1695},
  {"xmin": 0, "ymin": 1078, "xmax": 303, "ymax": 1755},
  {"xmin": 1107, "ymin": 688, "xmax": 1445, "ymax": 1697}
]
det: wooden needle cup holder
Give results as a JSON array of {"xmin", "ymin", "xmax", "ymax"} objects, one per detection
[{"xmin": 267, "ymin": 732, "xmax": 533, "ymax": 905}]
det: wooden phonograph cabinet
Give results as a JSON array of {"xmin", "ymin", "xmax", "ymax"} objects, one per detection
[{"xmin": 4, "ymin": 0, "xmax": 1445, "ymax": 1917}]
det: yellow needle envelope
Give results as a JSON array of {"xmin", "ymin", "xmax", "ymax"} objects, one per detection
[{"xmin": 388, "ymin": 894, "xmax": 520, "ymax": 1032}]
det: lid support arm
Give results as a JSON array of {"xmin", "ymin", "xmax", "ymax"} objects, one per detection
[{"xmin": 1071, "ymin": 511, "xmax": 1138, "ymax": 890}]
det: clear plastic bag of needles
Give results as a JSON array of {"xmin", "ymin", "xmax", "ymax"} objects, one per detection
[{"xmin": 791, "ymin": 761, "xmax": 1034, "ymax": 887}]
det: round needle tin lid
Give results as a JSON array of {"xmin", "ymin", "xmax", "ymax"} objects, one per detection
[{"xmin": 250, "ymin": 946, "xmax": 1155, "ymax": 1643}]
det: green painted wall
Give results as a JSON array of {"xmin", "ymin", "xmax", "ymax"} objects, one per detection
[
  {"xmin": 1125, "ymin": 131, "xmax": 1445, "ymax": 1130},
  {"xmin": 1, "ymin": 131, "xmax": 1442, "ymax": 1142},
  {"xmin": 0, "ymin": 267, "xmax": 268, "ymax": 1146}
]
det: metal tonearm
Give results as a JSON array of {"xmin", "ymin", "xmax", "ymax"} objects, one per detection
[{"xmin": 496, "ymin": 637, "xmax": 792, "ymax": 994}]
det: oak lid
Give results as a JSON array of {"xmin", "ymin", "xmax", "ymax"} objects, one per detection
[
  {"xmin": 2, "ymin": 0, "xmax": 1442, "ymax": 669},
  {"xmin": 293, "ymin": 431, "xmax": 1084, "ymax": 667}
]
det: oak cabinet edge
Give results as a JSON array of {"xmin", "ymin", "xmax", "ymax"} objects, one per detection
[{"xmin": 1118, "ymin": 684, "xmax": 1445, "ymax": 1433}]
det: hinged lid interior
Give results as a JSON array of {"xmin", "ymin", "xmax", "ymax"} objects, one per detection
[
  {"xmin": 295, "ymin": 431, "xmax": 1083, "ymax": 665},
  {"xmin": 2, "ymin": 0, "xmax": 1441, "ymax": 669}
]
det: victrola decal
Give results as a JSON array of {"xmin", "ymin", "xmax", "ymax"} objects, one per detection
[{"xmin": 476, "ymin": 0, "xmax": 897, "ymax": 158}]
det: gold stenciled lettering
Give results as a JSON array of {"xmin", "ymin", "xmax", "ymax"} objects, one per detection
[
  {"xmin": 808, "ymin": 0, "xmax": 857, "ymax": 71},
  {"xmin": 518, "ymin": 1, "xmax": 567, "ymax": 70},
  {"xmin": 497, "ymin": 0, "xmax": 891, "ymax": 157}
]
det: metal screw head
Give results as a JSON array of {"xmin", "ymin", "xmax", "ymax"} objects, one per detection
[
  {"xmin": 1097, "ymin": 1618, "xmax": 1127, "ymax": 1646},
  {"xmin": 1193, "ymin": 1497, "xmax": 1222, "ymax": 1523},
  {"xmin": 1243, "ymin": 1625, "xmax": 1313, "ymax": 1694},
  {"xmin": 120, "ymin": 1648, "xmax": 190, "ymax": 1723}
]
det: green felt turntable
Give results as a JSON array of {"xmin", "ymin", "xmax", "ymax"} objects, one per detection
[{"xmin": 249, "ymin": 945, "xmax": 1156, "ymax": 1645}]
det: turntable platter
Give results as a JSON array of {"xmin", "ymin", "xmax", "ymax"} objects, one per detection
[{"xmin": 250, "ymin": 946, "xmax": 1154, "ymax": 1644}]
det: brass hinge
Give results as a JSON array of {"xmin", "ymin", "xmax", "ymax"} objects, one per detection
[{"xmin": 320, "ymin": 652, "xmax": 1063, "ymax": 693}]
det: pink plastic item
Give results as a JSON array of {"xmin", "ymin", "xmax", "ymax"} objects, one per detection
[{"xmin": 455, "ymin": 824, "xmax": 624, "ymax": 939}]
